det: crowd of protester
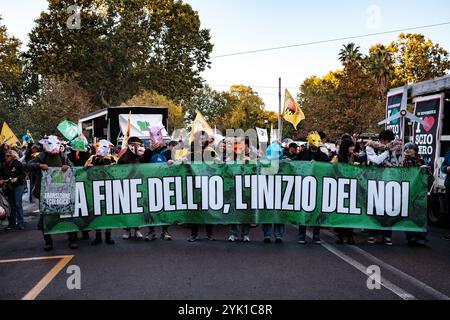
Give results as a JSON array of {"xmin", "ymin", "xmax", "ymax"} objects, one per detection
[{"xmin": 1, "ymin": 127, "xmax": 449, "ymax": 251}]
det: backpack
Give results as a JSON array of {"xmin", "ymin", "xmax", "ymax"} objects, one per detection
[{"xmin": 151, "ymin": 148, "xmax": 168, "ymax": 163}]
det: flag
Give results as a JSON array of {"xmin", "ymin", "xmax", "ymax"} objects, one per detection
[
  {"xmin": 189, "ymin": 111, "xmax": 214, "ymax": 144},
  {"xmin": 118, "ymin": 112, "xmax": 132, "ymax": 158},
  {"xmin": 283, "ymin": 89, "xmax": 305, "ymax": 130},
  {"xmin": 123, "ymin": 111, "xmax": 132, "ymax": 148},
  {"xmin": 57, "ymin": 120, "xmax": 79, "ymax": 141},
  {"xmin": 1, "ymin": 122, "xmax": 19, "ymax": 146}
]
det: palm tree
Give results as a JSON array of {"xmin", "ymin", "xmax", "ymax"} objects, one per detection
[
  {"xmin": 366, "ymin": 45, "xmax": 394, "ymax": 96},
  {"xmin": 338, "ymin": 43, "xmax": 363, "ymax": 67}
]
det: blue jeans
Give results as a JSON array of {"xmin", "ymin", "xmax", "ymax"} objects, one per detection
[
  {"xmin": 262, "ymin": 224, "xmax": 285, "ymax": 239},
  {"xmin": 230, "ymin": 224, "xmax": 250, "ymax": 237},
  {"xmin": 7, "ymin": 185, "xmax": 24, "ymax": 227}
]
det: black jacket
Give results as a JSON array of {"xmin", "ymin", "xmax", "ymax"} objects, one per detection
[
  {"xmin": 296, "ymin": 148, "xmax": 329, "ymax": 162},
  {"xmin": 0, "ymin": 160, "xmax": 26, "ymax": 187}
]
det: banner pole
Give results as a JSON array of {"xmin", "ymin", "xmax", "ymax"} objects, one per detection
[{"xmin": 278, "ymin": 77, "xmax": 282, "ymax": 140}]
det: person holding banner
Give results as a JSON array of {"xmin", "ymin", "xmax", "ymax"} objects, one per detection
[
  {"xmin": 441, "ymin": 151, "xmax": 450, "ymax": 241},
  {"xmin": 27, "ymin": 135, "xmax": 78, "ymax": 250},
  {"xmin": 365, "ymin": 130, "xmax": 396, "ymax": 246},
  {"xmin": 187, "ymin": 131, "xmax": 218, "ymax": 242},
  {"xmin": 297, "ymin": 131, "xmax": 328, "ymax": 245},
  {"xmin": 402, "ymin": 143, "xmax": 431, "ymax": 246},
  {"xmin": 331, "ymin": 138, "xmax": 356, "ymax": 245},
  {"xmin": 228, "ymin": 137, "xmax": 251, "ymax": 242},
  {"xmin": 118, "ymin": 137, "xmax": 146, "ymax": 240},
  {"xmin": 145, "ymin": 139, "xmax": 174, "ymax": 241},
  {"xmin": 85, "ymin": 140, "xmax": 117, "ymax": 246}
]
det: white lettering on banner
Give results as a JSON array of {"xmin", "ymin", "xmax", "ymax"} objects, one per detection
[
  {"xmin": 235, "ymin": 176, "xmax": 247, "ymax": 210},
  {"xmin": 93, "ymin": 181, "xmax": 105, "ymax": 216},
  {"xmin": 74, "ymin": 182, "xmax": 88, "ymax": 217},
  {"xmin": 367, "ymin": 181, "xmax": 410, "ymax": 217},
  {"xmin": 322, "ymin": 178, "xmax": 361, "ymax": 215},
  {"xmin": 66, "ymin": 175, "xmax": 412, "ymax": 219}
]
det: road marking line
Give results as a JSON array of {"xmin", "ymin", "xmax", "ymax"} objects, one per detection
[
  {"xmin": 321, "ymin": 230, "xmax": 450, "ymax": 300},
  {"xmin": 21, "ymin": 255, "xmax": 74, "ymax": 300},
  {"xmin": 305, "ymin": 231, "xmax": 416, "ymax": 300},
  {"xmin": 342, "ymin": 242, "xmax": 450, "ymax": 300},
  {"xmin": 0, "ymin": 256, "xmax": 73, "ymax": 264}
]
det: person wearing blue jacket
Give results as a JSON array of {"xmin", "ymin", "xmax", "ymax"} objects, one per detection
[{"xmin": 441, "ymin": 151, "xmax": 450, "ymax": 241}]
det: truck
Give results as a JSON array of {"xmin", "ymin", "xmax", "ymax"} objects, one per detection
[
  {"xmin": 385, "ymin": 75, "xmax": 450, "ymax": 226},
  {"xmin": 78, "ymin": 105, "xmax": 169, "ymax": 148}
]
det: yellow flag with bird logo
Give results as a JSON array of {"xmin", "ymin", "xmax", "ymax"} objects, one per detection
[{"xmin": 283, "ymin": 89, "xmax": 305, "ymax": 130}]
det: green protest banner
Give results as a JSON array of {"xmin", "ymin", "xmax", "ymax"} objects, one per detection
[{"xmin": 41, "ymin": 162, "xmax": 428, "ymax": 234}]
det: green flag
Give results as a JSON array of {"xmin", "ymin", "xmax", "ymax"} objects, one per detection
[{"xmin": 57, "ymin": 120, "xmax": 79, "ymax": 141}]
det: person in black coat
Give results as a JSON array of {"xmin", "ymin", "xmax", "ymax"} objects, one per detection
[
  {"xmin": 296, "ymin": 131, "xmax": 329, "ymax": 244},
  {"xmin": 0, "ymin": 150, "xmax": 26, "ymax": 230}
]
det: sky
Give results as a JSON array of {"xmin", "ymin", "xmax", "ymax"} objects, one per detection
[{"xmin": 2, "ymin": 0, "xmax": 450, "ymax": 112}]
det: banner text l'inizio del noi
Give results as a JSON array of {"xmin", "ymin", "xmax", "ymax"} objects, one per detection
[{"xmin": 41, "ymin": 162, "xmax": 428, "ymax": 234}]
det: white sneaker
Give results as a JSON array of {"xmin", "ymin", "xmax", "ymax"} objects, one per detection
[
  {"xmin": 135, "ymin": 230, "xmax": 144, "ymax": 239},
  {"xmin": 243, "ymin": 235, "xmax": 250, "ymax": 242},
  {"xmin": 122, "ymin": 231, "xmax": 131, "ymax": 240},
  {"xmin": 228, "ymin": 235, "xmax": 237, "ymax": 242}
]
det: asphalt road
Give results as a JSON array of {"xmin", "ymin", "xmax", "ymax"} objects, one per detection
[{"xmin": 1, "ymin": 212, "xmax": 450, "ymax": 300}]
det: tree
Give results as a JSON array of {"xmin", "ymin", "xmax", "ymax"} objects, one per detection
[
  {"xmin": 299, "ymin": 66, "xmax": 383, "ymax": 140},
  {"xmin": 365, "ymin": 44, "xmax": 394, "ymax": 97},
  {"xmin": 123, "ymin": 90, "xmax": 183, "ymax": 133},
  {"xmin": 26, "ymin": 0, "xmax": 213, "ymax": 108},
  {"xmin": 338, "ymin": 43, "xmax": 363, "ymax": 68},
  {"xmin": 0, "ymin": 16, "xmax": 25, "ymax": 127},
  {"xmin": 183, "ymin": 85, "xmax": 228, "ymax": 125},
  {"xmin": 21, "ymin": 79, "xmax": 94, "ymax": 138},
  {"xmin": 389, "ymin": 33, "xmax": 450, "ymax": 87},
  {"xmin": 218, "ymin": 85, "xmax": 276, "ymax": 132}
]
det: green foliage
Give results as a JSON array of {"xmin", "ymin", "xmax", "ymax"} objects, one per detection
[
  {"xmin": 26, "ymin": 0, "xmax": 213, "ymax": 108},
  {"xmin": 20, "ymin": 79, "xmax": 95, "ymax": 138},
  {"xmin": 389, "ymin": 33, "xmax": 450, "ymax": 87}
]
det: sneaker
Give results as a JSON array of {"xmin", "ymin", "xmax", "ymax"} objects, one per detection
[
  {"xmin": 44, "ymin": 242, "xmax": 53, "ymax": 251},
  {"xmin": 383, "ymin": 237, "xmax": 393, "ymax": 246},
  {"xmin": 416, "ymin": 238, "xmax": 428, "ymax": 246},
  {"xmin": 243, "ymin": 235, "xmax": 250, "ymax": 242},
  {"xmin": 206, "ymin": 235, "xmax": 215, "ymax": 241},
  {"xmin": 135, "ymin": 230, "xmax": 144, "ymax": 239},
  {"xmin": 313, "ymin": 236, "xmax": 321, "ymax": 244},
  {"xmin": 161, "ymin": 232, "xmax": 172, "ymax": 241},
  {"xmin": 367, "ymin": 237, "xmax": 376, "ymax": 244},
  {"xmin": 298, "ymin": 235, "xmax": 306, "ymax": 245},
  {"xmin": 275, "ymin": 238, "xmax": 283, "ymax": 244},
  {"xmin": 17, "ymin": 225, "xmax": 25, "ymax": 230},
  {"xmin": 82, "ymin": 231, "xmax": 90, "ymax": 240},
  {"xmin": 228, "ymin": 235, "xmax": 238, "ymax": 242},
  {"xmin": 145, "ymin": 232, "xmax": 157, "ymax": 242},
  {"xmin": 263, "ymin": 238, "xmax": 271, "ymax": 243},
  {"xmin": 91, "ymin": 237, "xmax": 102, "ymax": 246},
  {"xmin": 443, "ymin": 235, "xmax": 450, "ymax": 241},
  {"xmin": 68, "ymin": 241, "xmax": 79, "ymax": 249},
  {"xmin": 122, "ymin": 231, "xmax": 131, "ymax": 240},
  {"xmin": 188, "ymin": 235, "xmax": 198, "ymax": 242}
]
